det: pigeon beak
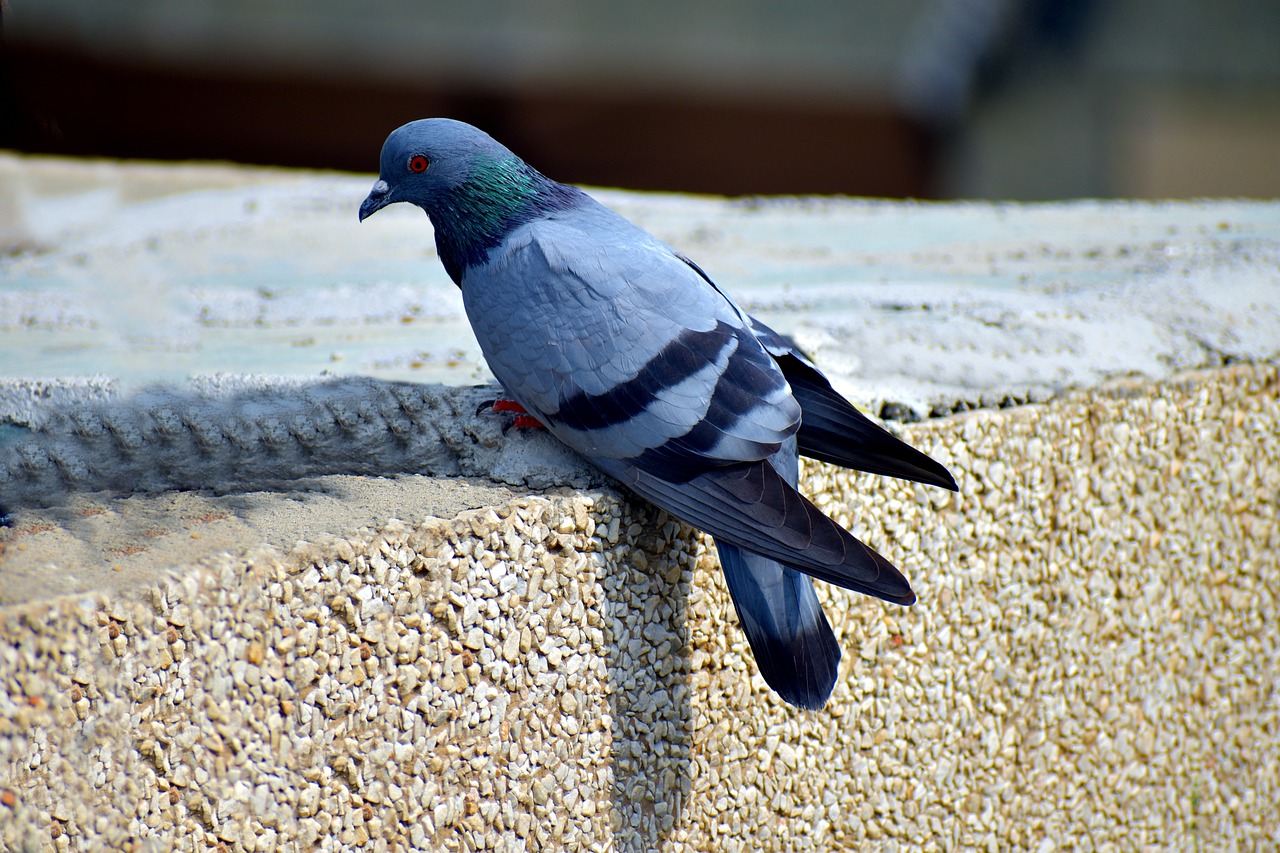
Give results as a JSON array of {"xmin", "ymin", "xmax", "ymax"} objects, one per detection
[{"xmin": 359, "ymin": 179, "xmax": 393, "ymax": 221}]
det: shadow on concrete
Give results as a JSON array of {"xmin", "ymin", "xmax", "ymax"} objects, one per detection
[{"xmin": 603, "ymin": 501, "xmax": 695, "ymax": 851}]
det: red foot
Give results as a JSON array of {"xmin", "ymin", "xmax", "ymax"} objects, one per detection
[{"xmin": 481, "ymin": 398, "xmax": 546, "ymax": 430}]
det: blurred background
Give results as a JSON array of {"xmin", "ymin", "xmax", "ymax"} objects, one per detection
[{"xmin": 2, "ymin": 0, "xmax": 1279, "ymax": 200}]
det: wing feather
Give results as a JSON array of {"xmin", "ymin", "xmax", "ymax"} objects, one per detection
[{"xmin": 596, "ymin": 456, "xmax": 915, "ymax": 605}]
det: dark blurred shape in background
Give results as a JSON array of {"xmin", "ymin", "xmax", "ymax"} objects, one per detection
[{"xmin": 2, "ymin": 0, "xmax": 1278, "ymax": 199}]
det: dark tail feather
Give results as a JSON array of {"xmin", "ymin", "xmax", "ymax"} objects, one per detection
[
  {"xmin": 717, "ymin": 540, "xmax": 840, "ymax": 709},
  {"xmin": 744, "ymin": 311, "xmax": 956, "ymax": 491},
  {"xmin": 778, "ymin": 352, "xmax": 958, "ymax": 490}
]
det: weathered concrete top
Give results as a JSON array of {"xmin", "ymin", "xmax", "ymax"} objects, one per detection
[{"xmin": 3, "ymin": 152, "xmax": 1278, "ymax": 415}]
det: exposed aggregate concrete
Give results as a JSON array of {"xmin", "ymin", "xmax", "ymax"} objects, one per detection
[{"xmin": 1, "ymin": 362, "xmax": 1276, "ymax": 851}]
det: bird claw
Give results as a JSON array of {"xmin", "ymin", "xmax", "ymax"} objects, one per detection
[
  {"xmin": 509, "ymin": 414, "xmax": 546, "ymax": 431},
  {"xmin": 477, "ymin": 398, "xmax": 546, "ymax": 432}
]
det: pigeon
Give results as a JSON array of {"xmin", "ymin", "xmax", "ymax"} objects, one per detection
[{"xmin": 359, "ymin": 119, "xmax": 957, "ymax": 709}]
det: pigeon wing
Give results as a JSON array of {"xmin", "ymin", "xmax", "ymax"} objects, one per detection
[
  {"xmin": 464, "ymin": 211, "xmax": 801, "ymax": 480},
  {"xmin": 466, "ymin": 209, "xmax": 915, "ymax": 604},
  {"xmin": 595, "ymin": 454, "xmax": 915, "ymax": 605}
]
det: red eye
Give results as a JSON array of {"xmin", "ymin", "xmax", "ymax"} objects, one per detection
[{"xmin": 408, "ymin": 155, "xmax": 430, "ymax": 173}]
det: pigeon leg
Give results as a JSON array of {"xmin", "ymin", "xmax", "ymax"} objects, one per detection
[{"xmin": 477, "ymin": 397, "xmax": 546, "ymax": 430}]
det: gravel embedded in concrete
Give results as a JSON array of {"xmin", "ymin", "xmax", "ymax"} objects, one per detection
[{"xmin": 2, "ymin": 363, "xmax": 1275, "ymax": 850}]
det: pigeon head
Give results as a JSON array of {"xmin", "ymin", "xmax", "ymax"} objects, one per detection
[
  {"xmin": 358, "ymin": 118, "xmax": 500, "ymax": 221},
  {"xmin": 359, "ymin": 118, "xmax": 584, "ymax": 284}
]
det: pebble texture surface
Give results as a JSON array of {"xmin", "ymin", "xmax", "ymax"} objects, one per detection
[{"xmin": 1, "ymin": 362, "xmax": 1276, "ymax": 851}]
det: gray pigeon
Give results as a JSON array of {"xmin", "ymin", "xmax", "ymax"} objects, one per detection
[{"xmin": 359, "ymin": 119, "xmax": 957, "ymax": 709}]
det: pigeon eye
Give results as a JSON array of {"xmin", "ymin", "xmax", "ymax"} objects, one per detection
[{"xmin": 408, "ymin": 155, "xmax": 430, "ymax": 173}]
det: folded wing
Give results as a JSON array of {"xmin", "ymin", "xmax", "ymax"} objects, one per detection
[{"xmin": 596, "ymin": 454, "xmax": 915, "ymax": 605}]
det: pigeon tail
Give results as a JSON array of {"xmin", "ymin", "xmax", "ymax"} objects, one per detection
[{"xmin": 717, "ymin": 540, "xmax": 841, "ymax": 709}]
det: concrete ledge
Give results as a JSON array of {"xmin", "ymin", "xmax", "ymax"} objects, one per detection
[{"xmin": 2, "ymin": 363, "xmax": 1276, "ymax": 850}]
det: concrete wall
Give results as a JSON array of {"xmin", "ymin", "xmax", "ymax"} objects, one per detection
[{"xmin": 2, "ymin": 362, "xmax": 1276, "ymax": 851}]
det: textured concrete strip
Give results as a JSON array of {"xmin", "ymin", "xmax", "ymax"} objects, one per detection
[
  {"xmin": 0, "ymin": 377, "xmax": 601, "ymax": 515},
  {"xmin": 1, "ymin": 363, "xmax": 1275, "ymax": 850}
]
